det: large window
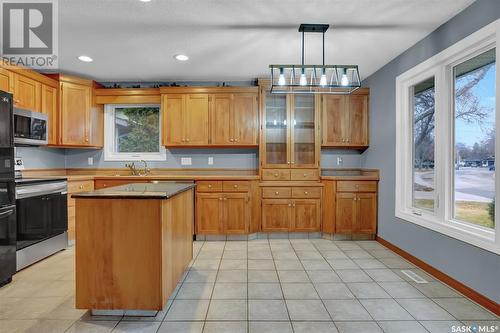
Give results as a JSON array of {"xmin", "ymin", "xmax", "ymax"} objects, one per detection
[
  {"xmin": 396, "ymin": 19, "xmax": 499, "ymax": 254},
  {"xmin": 104, "ymin": 104, "xmax": 166, "ymax": 161}
]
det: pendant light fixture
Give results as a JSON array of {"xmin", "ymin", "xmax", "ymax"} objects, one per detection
[{"xmin": 269, "ymin": 24, "xmax": 361, "ymax": 94}]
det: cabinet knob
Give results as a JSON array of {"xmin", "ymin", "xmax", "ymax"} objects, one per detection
[
  {"xmin": 186, "ymin": 139, "xmax": 190, "ymax": 142},
  {"xmin": 288, "ymin": 203, "xmax": 291, "ymax": 207},
  {"xmin": 85, "ymin": 138, "xmax": 89, "ymax": 142},
  {"xmin": 355, "ymin": 185, "xmax": 359, "ymax": 188},
  {"xmin": 304, "ymin": 191, "xmax": 308, "ymax": 195},
  {"xmin": 292, "ymin": 203, "xmax": 296, "ymax": 207},
  {"xmin": 303, "ymin": 173, "xmax": 307, "ymax": 177},
  {"xmin": 234, "ymin": 139, "xmax": 239, "ymax": 142},
  {"xmin": 274, "ymin": 173, "xmax": 279, "ymax": 177},
  {"xmin": 208, "ymin": 184, "xmax": 212, "ymax": 188},
  {"xmin": 79, "ymin": 185, "xmax": 84, "ymax": 189},
  {"xmin": 275, "ymin": 191, "xmax": 279, "ymax": 195},
  {"xmin": 219, "ymin": 197, "xmax": 223, "ymax": 201},
  {"xmin": 233, "ymin": 185, "xmax": 238, "ymax": 188},
  {"xmin": 230, "ymin": 138, "xmax": 234, "ymax": 142}
]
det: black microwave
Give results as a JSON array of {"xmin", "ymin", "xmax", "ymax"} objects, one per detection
[{"xmin": 13, "ymin": 109, "xmax": 48, "ymax": 146}]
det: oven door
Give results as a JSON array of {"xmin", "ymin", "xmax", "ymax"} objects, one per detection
[
  {"xmin": 13, "ymin": 109, "xmax": 48, "ymax": 146},
  {"xmin": 0, "ymin": 205, "xmax": 16, "ymax": 284},
  {"xmin": 16, "ymin": 195, "xmax": 49, "ymax": 249}
]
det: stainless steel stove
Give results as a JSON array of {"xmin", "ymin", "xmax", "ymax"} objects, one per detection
[{"xmin": 15, "ymin": 176, "xmax": 68, "ymax": 270}]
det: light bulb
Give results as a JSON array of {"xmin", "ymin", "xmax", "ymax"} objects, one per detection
[
  {"xmin": 278, "ymin": 68, "xmax": 286, "ymax": 86},
  {"xmin": 341, "ymin": 73, "xmax": 349, "ymax": 86},
  {"xmin": 319, "ymin": 74, "xmax": 327, "ymax": 87},
  {"xmin": 278, "ymin": 74, "xmax": 286, "ymax": 86},
  {"xmin": 299, "ymin": 73, "xmax": 307, "ymax": 86}
]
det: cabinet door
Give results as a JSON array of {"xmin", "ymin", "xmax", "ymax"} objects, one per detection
[
  {"xmin": 163, "ymin": 94, "xmax": 185, "ymax": 145},
  {"xmin": 347, "ymin": 95, "xmax": 368, "ymax": 146},
  {"xmin": 291, "ymin": 199, "xmax": 321, "ymax": 232},
  {"xmin": 185, "ymin": 94, "xmax": 209, "ymax": 145},
  {"xmin": 322, "ymin": 95, "xmax": 346, "ymax": 145},
  {"xmin": 41, "ymin": 84, "xmax": 58, "ymax": 145},
  {"xmin": 354, "ymin": 193, "xmax": 377, "ymax": 234},
  {"xmin": 14, "ymin": 74, "xmax": 41, "ymax": 112},
  {"xmin": 263, "ymin": 92, "xmax": 289, "ymax": 168},
  {"xmin": 210, "ymin": 94, "xmax": 232, "ymax": 145},
  {"xmin": 0, "ymin": 68, "xmax": 13, "ymax": 93},
  {"xmin": 335, "ymin": 192, "xmax": 356, "ymax": 233},
  {"xmin": 60, "ymin": 82, "xmax": 91, "ymax": 145},
  {"xmin": 233, "ymin": 93, "xmax": 258, "ymax": 145},
  {"xmin": 196, "ymin": 193, "xmax": 222, "ymax": 234},
  {"xmin": 291, "ymin": 94, "xmax": 318, "ymax": 167},
  {"xmin": 223, "ymin": 193, "xmax": 249, "ymax": 234},
  {"xmin": 261, "ymin": 199, "xmax": 291, "ymax": 232}
]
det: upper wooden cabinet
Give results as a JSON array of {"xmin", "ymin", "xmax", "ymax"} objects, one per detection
[
  {"xmin": 210, "ymin": 93, "xmax": 258, "ymax": 146},
  {"xmin": 162, "ymin": 93, "xmax": 209, "ymax": 146},
  {"xmin": 13, "ymin": 74, "xmax": 41, "ymax": 112},
  {"xmin": 0, "ymin": 68, "xmax": 13, "ymax": 93},
  {"xmin": 57, "ymin": 75, "xmax": 103, "ymax": 147},
  {"xmin": 322, "ymin": 89, "xmax": 369, "ymax": 148},
  {"xmin": 161, "ymin": 87, "xmax": 258, "ymax": 147},
  {"xmin": 260, "ymin": 86, "xmax": 320, "ymax": 169},
  {"xmin": 41, "ymin": 84, "xmax": 58, "ymax": 145}
]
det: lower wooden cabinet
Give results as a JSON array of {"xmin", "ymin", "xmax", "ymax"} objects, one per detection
[
  {"xmin": 262, "ymin": 199, "xmax": 292, "ymax": 232},
  {"xmin": 261, "ymin": 198, "xmax": 321, "ymax": 232},
  {"xmin": 196, "ymin": 192, "xmax": 249, "ymax": 234},
  {"xmin": 67, "ymin": 179, "xmax": 94, "ymax": 241},
  {"xmin": 292, "ymin": 199, "xmax": 321, "ymax": 232},
  {"xmin": 335, "ymin": 192, "xmax": 377, "ymax": 234}
]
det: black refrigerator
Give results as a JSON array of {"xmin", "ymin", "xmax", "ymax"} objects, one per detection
[{"xmin": 0, "ymin": 90, "xmax": 16, "ymax": 286}]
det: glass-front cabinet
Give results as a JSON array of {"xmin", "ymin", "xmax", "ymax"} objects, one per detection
[{"xmin": 261, "ymin": 89, "xmax": 319, "ymax": 169}]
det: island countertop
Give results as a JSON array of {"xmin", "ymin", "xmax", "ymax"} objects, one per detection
[{"xmin": 72, "ymin": 181, "xmax": 196, "ymax": 199}]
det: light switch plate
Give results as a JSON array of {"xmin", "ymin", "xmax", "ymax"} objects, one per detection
[
  {"xmin": 208, "ymin": 157, "xmax": 214, "ymax": 165},
  {"xmin": 87, "ymin": 157, "xmax": 94, "ymax": 166},
  {"xmin": 337, "ymin": 157, "xmax": 343, "ymax": 166},
  {"xmin": 181, "ymin": 157, "xmax": 192, "ymax": 166}
]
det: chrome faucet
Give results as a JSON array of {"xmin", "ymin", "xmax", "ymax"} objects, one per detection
[
  {"xmin": 140, "ymin": 160, "xmax": 151, "ymax": 176},
  {"xmin": 125, "ymin": 162, "xmax": 140, "ymax": 176}
]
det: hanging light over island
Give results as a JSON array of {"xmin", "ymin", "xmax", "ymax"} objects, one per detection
[{"xmin": 269, "ymin": 24, "xmax": 361, "ymax": 94}]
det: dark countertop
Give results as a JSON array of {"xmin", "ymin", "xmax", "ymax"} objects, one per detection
[{"xmin": 72, "ymin": 181, "xmax": 196, "ymax": 199}]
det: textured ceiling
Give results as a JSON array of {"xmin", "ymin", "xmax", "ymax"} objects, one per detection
[{"xmin": 57, "ymin": 0, "xmax": 476, "ymax": 82}]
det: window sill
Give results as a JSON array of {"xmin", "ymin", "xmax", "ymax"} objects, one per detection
[{"xmin": 396, "ymin": 209, "xmax": 499, "ymax": 254}]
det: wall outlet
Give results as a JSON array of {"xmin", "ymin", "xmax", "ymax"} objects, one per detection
[
  {"xmin": 87, "ymin": 157, "xmax": 94, "ymax": 166},
  {"xmin": 337, "ymin": 157, "xmax": 343, "ymax": 166},
  {"xmin": 181, "ymin": 157, "xmax": 192, "ymax": 166},
  {"xmin": 14, "ymin": 158, "xmax": 24, "ymax": 170},
  {"xmin": 208, "ymin": 157, "xmax": 214, "ymax": 165}
]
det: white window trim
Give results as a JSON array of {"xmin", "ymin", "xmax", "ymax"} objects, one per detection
[
  {"xmin": 396, "ymin": 19, "xmax": 500, "ymax": 254},
  {"xmin": 104, "ymin": 104, "xmax": 166, "ymax": 161}
]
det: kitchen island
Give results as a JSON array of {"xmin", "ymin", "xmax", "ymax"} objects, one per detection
[{"xmin": 72, "ymin": 182, "xmax": 195, "ymax": 314}]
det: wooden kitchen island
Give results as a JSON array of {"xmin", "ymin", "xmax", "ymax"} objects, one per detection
[{"xmin": 72, "ymin": 182, "xmax": 195, "ymax": 313}]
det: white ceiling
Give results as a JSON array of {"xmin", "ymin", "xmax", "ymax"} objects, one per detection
[{"xmin": 58, "ymin": 0, "xmax": 476, "ymax": 82}]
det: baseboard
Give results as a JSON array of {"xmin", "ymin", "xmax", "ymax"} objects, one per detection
[{"xmin": 376, "ymin": 236, "xmax": 500, "ymax": 316}]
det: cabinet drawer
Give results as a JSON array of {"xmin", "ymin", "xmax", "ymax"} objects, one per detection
[
  {"xmin": 292, "ymin": 187, "xmax": 321, "ymax": 199},
  {"xmin": 196, "ymin": 181, "xmax": 223, "ymax": 192},
  {"xmin": 337, "ymin": 181, "xmax": 377, "ymax": 192},
  {"xmin": 262, "ymin": 187, "xmax": 292, "ymax": 198},
  {"xmin": 262, "ymin": 169, "xmax": 291, "ymax": 181},
  {"xmin": 223, "ymin": 181, "xmax": 249, "ymax": 192},
  {"xmin": 68, "ymin": 180, "xmax": 94, "ymax": 193},
  {"xmin": 290, "ymin": 169, "xmax": 319, "ymax": 181}
]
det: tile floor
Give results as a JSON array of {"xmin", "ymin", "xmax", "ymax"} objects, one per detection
[{"xmin": 0, "ymin": 238, "xmax": 498, "ymax": 333}]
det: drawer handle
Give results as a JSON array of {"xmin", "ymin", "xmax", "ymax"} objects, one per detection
[
  {"xmin": 275, "ymin": 191, "xmax": 279, "ymax": 195},
  {"xmin": 288, "ymin": 203, "xmax": 291, "ymax": 207},
  {"xmin": 230, "ymin": 138, "xmax": 234, "ymax": 142},
  {"xmin": 304, "ymin": 191, "xmax": 308, "ymax": 195},
  {"xmin": 274, "ymin": 173, "xmax": 279, "ymax": 177},
  {"xmin": 219, "ymin": 197, "xmax": 223, "ymax": 201},
  {"xmin": 208, "ymin": 184, "xmax": 212, "ymax": 188},
  {"xmin": 303, "ymin": 173, "xmax": 307, "ymax": 177},
  {"xmin": 233, "ymin": 185, "xmax": 238, "ymax": 188}
]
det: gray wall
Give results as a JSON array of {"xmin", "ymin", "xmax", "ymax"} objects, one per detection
[
  {"xmin": 15, "ymin": 147, "xmax": 66, "ymax": 169},
  {"xmin": 361, "ymin": 0, "xmax": 500, "ymax": 302}
]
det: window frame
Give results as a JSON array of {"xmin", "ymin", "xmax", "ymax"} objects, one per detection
[
  {"xmin": 396, "ymin": 19, "xmax": 500, "ymax": 254},
  {"xmin": 104, "ymin": 104, "xmax": 166, "ymax": 162}
]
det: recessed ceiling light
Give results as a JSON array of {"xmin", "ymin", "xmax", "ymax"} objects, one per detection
[
  {"xmin": 139, "ymin": 0, "xmax": 151, "ymax": 2},
  {"xmin": 78, "ymin": 55, "xmax": 93, "ymax": 62},
  {"xmin": 174, "ymin": 54, "xmax": 189, "ymax": 61}
]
